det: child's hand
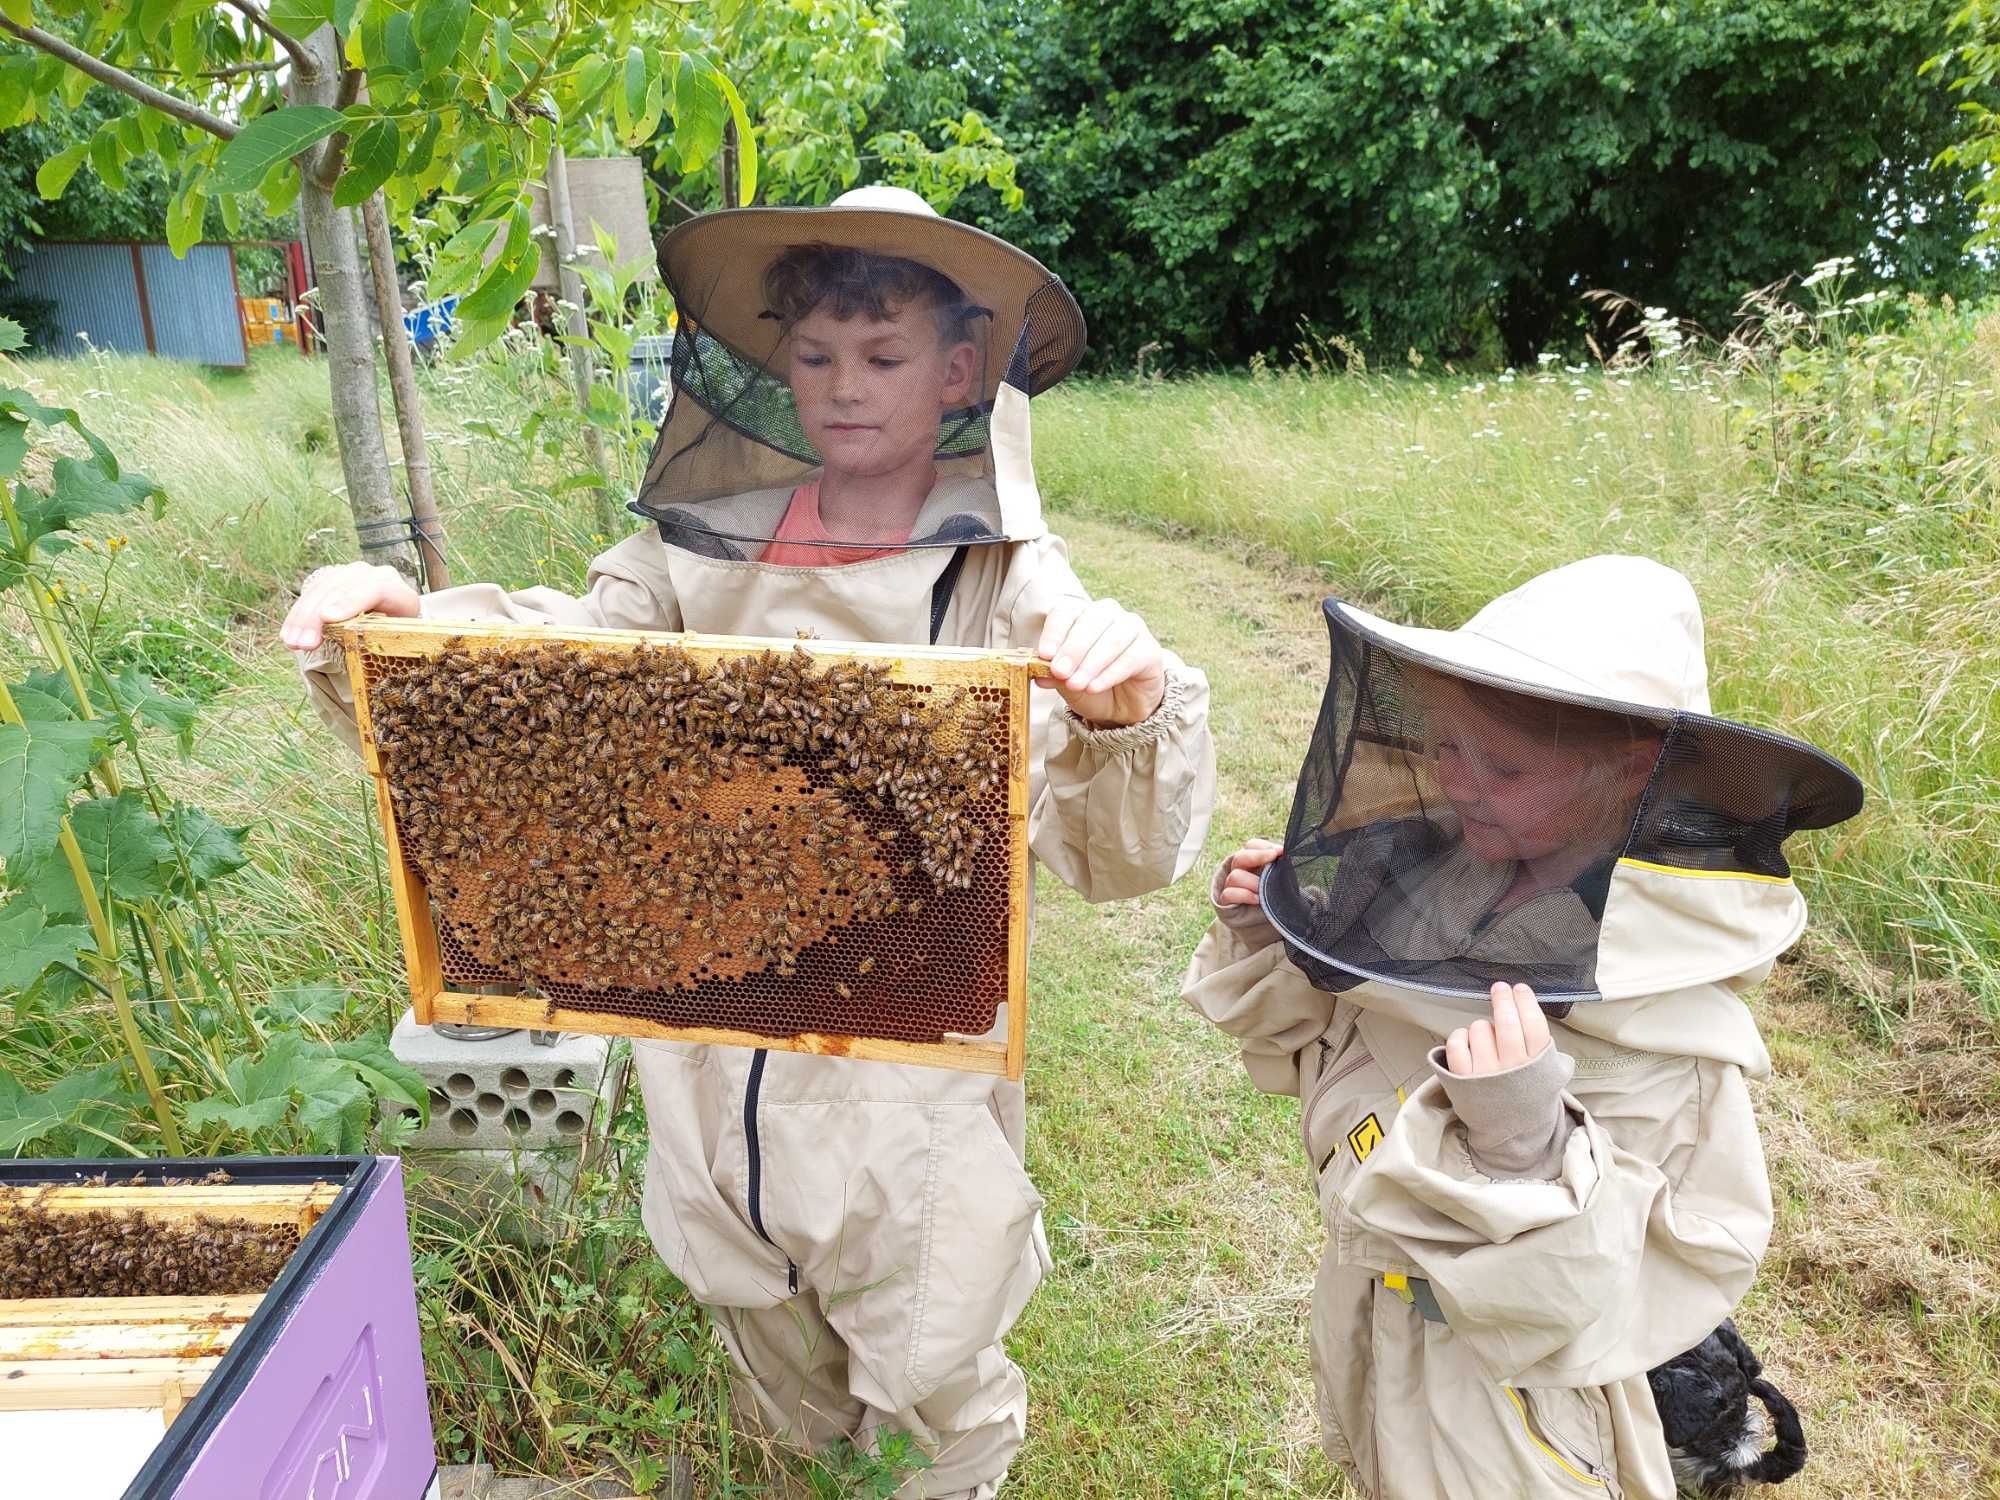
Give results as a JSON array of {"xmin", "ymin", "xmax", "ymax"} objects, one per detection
[
  {"xmin": 281, "ymin": 562, "xmax": 422, "ymax": 652},
  {"xmin": 1213, "ymin": 839, "xmax": 1282, "ymax": 938},
  {"xmin": 1035, "ymin": 597, "xmax": 1168, "ymax": 728},
  {"xmin": 1218, "ymin": 839, "xmax": 1283, "ymax": 909},
  {"xmin": 1444, "ymin": 983, "xmax": 1551, "ymax": 1077}
]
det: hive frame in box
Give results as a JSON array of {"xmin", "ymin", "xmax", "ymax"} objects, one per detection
[
  {"xmin": 332, "ymin": 616, "xmax": 1042, "ymax": 1081},
  {"xmin": 0, "ymin": 1155, "xmax": 434, "ymax": 1500}
]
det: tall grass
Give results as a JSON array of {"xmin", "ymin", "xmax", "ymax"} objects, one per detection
[{"xmin": 1036, "ymin": 296, "xmax": 2000, "ymax": 1014}]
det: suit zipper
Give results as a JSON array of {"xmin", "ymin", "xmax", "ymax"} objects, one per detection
[
  {"xmin": 1306, "ymin": 1038, "xmax": 1375, "ymax": 1174},
  {"xmin": 742, "ymin": 1049, "xmax": 799, "ymax": 1295}
]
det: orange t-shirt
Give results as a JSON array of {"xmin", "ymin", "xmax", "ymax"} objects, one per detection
[{"xmin": 759, "ymin": 480, "xmax": 913, "ymax": 567}]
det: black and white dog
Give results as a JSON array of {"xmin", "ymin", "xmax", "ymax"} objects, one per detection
[{"xmin": 1647, "ymin": 1320, "xmax": 1808, "ymax": 1495}]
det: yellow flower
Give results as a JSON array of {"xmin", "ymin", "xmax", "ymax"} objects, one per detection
[{"xmin": 108, "ymin": 535, "xmax": 129, "ymax": 551}]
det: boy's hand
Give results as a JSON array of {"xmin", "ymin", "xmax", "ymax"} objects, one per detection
[
  {"xmin": 281, "ymin": 562, "xmax": 422, "ymax": 652},
  {"xmin": 1035, "ymin": 597, "xmax": 1168, "ymax": 728},
  {"xmin": 1444, "ymin": 983, "xmax": 1551, "ymax": 1077}
]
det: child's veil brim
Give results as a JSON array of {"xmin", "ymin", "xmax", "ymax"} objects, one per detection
[{"xmin": 1264, "ymin": 586, "xmax": 1865, "ymax": 1004}]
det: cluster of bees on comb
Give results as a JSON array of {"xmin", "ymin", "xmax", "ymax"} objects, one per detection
[
  {"xmin": 0, "ymin": 1193, "xmax": 299, "ymax": 1298},
  {"xmin": 368, "ymin": 641, "xmax": 1011, "ymax": 1001}
]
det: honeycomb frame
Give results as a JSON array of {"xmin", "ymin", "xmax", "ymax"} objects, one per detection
[{"xmin": 331, "ymin": 617, "xmax": 1040, "ymax": 1079}]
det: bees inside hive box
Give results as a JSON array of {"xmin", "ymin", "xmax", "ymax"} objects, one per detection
[
  {"xmin": 0, "ymin": 1157, "xmax": 434, "ymax": 1500},
  {"xmin": 333, "ymin": 619, "xmax": 1040, "ymax": 1078}
]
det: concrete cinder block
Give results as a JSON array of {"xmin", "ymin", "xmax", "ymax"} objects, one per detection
[
  {"xmin": 403, "ymin": 1144, "xmax": 589, "ymax": 1239},
  {"xmin": 437, "ymin": 1461, "xmax": 690, "ymax": 1499},
  {"xmin": 388, "ymin": 1008, "xmax": 616, "ymax": 1150}
]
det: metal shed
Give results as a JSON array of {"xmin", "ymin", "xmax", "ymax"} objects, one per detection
[{"xmin": 8, "ymin": 240, "xmax": 250, "ymax": 366}]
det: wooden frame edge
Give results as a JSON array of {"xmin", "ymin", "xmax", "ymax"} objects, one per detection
[
  {"xmin": 329, "ymin": 616, "xmax": 1053, "ymax": 678},
  {"xmin": 0, "ymin": 1356, "xmax": 219, "ymax": 1413},
  {"xmin": 428, "ymin": 991, "xmax": 1011, "ymax": 1076},
  {"xmin": 0, "ymin": 1183, "xmax": 339, "ymax": 1228}
]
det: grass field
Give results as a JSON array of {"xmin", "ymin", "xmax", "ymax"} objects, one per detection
[{"xmin": 2, "ymin": 314, "xmax": 1996, "ymax": 1495}]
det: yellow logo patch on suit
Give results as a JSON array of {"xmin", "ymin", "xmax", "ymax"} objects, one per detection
[{"xmin": 1348, "ymin": 1112, "xmax": 1385, "ymax": 1163}]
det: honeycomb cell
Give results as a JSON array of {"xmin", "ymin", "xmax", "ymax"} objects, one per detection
[{"xmin": 363, "ymin": 639, "xmax": 1023, "ymax": 1050}]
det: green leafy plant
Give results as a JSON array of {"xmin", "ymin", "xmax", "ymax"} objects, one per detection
[
  {"xmin": 1730, "ymin": 260, "xmax": 1994, "ymax": 576},
  {"xmin": 0, "ymin": 379, "xmax": 425, "ymax": 1156}
]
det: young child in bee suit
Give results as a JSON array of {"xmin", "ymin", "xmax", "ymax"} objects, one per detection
[
  {"xmin": 283, "ymin": 186, "xmax": 1216, "ymax": 1496},
  {"xmin": 1183, "ymin": 556, "xmax": 1862, "ymax": 1500}
]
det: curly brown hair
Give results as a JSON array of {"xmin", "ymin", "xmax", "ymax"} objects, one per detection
[{"xmin": 763, "ymin": 244, "xmax": 981, "ymax": 347}]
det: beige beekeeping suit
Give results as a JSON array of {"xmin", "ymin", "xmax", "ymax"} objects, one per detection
[
  {"xmin": 1181, "ymin": 556, "xmax": 1858, "ymax": 1500},
  {"xmin": 1184, "ymin": 907, "xmax": 1773, "ymax": 1500},
  {"xmin": 298, "ymin": 486, "xmax": 1217, "ymax": 1497}
]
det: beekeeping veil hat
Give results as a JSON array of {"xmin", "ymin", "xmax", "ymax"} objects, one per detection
[
  {"xmin": 632, "ymin": 186, "xmax": 1087, "ymax": 556},
  {"xmin": 1261, "ymin": 556, "xmax": 1864, "ymax": 1003}
]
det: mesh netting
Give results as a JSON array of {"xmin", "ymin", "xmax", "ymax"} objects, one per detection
[
  {"xmin": 362, "ymin": 640, "xmax": 1021, "ymax": 1045},
  {"xmin": 1264, "ymin": 600, "xmax": 1864, "ymax": 1001},
  {"xmin": 664, "ymin": 320, "xmax": 996, "ymax": 469},
  {"xmin": 632, "ymin": 282, "xmax": 1085, "ymax": 552}
]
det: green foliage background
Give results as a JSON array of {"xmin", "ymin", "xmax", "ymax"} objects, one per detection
[
  {"xmin": 873, "ymin": 0, "xmax": 1993, "ymax": 366},
  {"xmin": 6, "ymin": 2, "xmax": 1993, "ymax": 368}
]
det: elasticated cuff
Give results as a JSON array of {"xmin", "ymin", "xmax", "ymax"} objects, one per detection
[
  {"xmin": 1057, "ymin": 670, "xmax": 1189, "ymax": 752},
  {"xmin": 1428, "ymin": 1042, "xmax": 1577, "ymax": 1180}
]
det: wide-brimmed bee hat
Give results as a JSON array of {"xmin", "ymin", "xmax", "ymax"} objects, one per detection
[
  {"xmin": 633, "ymin": 186, "xmax": 1087, "ymax": 558},
  {"xmin": 1261, "ymin": 556, "xmax": 1865, "ymax": 1003}
]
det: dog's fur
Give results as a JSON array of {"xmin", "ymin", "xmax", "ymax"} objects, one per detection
[{"xmin": 1647, "ymin": 1319, "xmax": 1807, "ymax": 1495}]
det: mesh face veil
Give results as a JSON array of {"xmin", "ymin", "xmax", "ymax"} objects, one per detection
[
  {"xmin": 634, "ymin": 191, "xmax": 1087, "ymax": 557},
  {"xmin": 1261, "ymin": 571, "xmax": 1865, "ymax": 1004}
]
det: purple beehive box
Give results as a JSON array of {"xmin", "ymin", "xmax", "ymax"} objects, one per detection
[{"xmin": 0, "ymin": 1155, "xmax": 437, "ymax": 1500}]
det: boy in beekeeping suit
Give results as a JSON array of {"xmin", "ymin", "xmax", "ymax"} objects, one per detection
[
  {"xmin": 1185, "ymin": 557, "xmax": 1861, "ymax": 1498},
  {"xmin": 282, "ymin": 186, "xmax": 1216, "ymax": 1495}
]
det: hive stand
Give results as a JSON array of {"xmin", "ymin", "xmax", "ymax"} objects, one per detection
[
  {"xmin": 436, "ymin": 1462, "xmax": 689, "ymax": 1498},
  {"xmin": 388, "ymin": 1008, "xmax": 628, "ymax": 1242},
  {"xmin": 388, "ymin": 1008, "xmax": 618, "ymax": 1152}
]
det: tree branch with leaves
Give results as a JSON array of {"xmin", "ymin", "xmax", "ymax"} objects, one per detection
[{"xmin": 0, "ymin": 0, "xmax": 757, "ymax": 581}]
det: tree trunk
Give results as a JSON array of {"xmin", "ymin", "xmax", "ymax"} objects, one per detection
[
  {"xmin": 360, "ymin": 192, "xmax": 448, "ymax": 589},
  {"xmin": 546, "ymin": 143, "xmax": 611, "ymax": 521},
  {"xmin": 291, "ymin": 29, "xmax": 419, "ymax": 583}
]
